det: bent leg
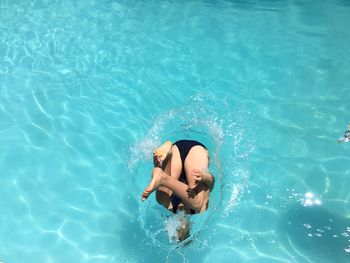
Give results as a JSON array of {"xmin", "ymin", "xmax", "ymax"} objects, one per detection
[
  {"xmin": 142, "ymin": 167, "xmax": 205, "ymax": 212},
  {"xmin": 183, "ymin": 146, "xmax": 210, "ymax": 212},
  {"xmin": 160, "ymin": 171, "xmax": 204, "ymax": 212},
  {"xmin": 184, "ymin": 146, "xmax": 209, "ymax": 189},
  {"xmin": 155, "ymin": 159, "xmax": 174, "ymax": 209},
  {"xmin": 155, "ymin": 145, "xmax": 182, "ymax": 209}
]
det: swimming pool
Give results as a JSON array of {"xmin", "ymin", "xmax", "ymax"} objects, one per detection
[{"xmin": 0, "ymin": 0, "xmax": 349, "ymax": 262}]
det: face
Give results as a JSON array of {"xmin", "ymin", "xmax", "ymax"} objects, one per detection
[{"xmin": 177, "ymin": 218, "xmax": 190, "ymax": 242}]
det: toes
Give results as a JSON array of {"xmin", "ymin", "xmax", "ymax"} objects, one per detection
[{"xmin": 142, "ymin": 192, "xmax": 149, "ymax": 201}]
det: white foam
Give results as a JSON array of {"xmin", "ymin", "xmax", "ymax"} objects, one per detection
[
  {"xmin": 301, "ymin": 192, "xmax": 322, "ymax": 207},
  {"xmin": 304, "ymin": 199, "xmax": 313, "ymax": 206},
  {"xmin": 164, "ymin": 211, "xmax": 187, "ymax": 242},
  {"xmin": 305, "ymin": 192, "xmax": 313, "ymax": 198},
  {"xmin": 128, "ymin": 110, "xmax": 175, "ymax": 170},
  {"xmin": 314, "ymin": 199, "xmax": 321, "ymax": 205},
  {"xmin": 134, "ymin": 95, "xmax": 255, "ymax": 241}
]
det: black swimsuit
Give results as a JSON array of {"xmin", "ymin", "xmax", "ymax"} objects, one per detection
[{"xmin": 171, "ymin": 140, "xmax": 207, "ymax": 214}]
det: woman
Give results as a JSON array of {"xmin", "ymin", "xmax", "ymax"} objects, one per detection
[{"xmin": 142, "ymin": 140, "xmax": 215, "ymax": 241}]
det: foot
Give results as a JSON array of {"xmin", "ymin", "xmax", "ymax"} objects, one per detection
[
  {"xmin": 153, "ymin": 141, "xmax": 172, "ymax": 168},
  {"xmin": 142, "ymin": 167, "xmax": 164, "ymax": 201}
]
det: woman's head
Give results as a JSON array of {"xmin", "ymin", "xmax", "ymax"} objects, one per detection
[{"xmin": 177, "ymin": 217, "xmax": 190, "ymax": 242}]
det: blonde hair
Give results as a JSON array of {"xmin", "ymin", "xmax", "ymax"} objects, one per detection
[{"xmin": 177, "ymin": 217, "xmax": 190, "ymax": 242}]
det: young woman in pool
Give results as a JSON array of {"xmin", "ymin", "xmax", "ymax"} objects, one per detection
[{"xmin": 142, "ymin": 140, "xmax": 215, "ymax": 214}]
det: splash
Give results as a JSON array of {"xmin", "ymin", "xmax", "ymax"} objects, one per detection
[
  {"xmin": 218, "ymin": 102, "xmax": 255, "ymax": 217},
  {"xmin": 164, "ymin": 210, "xmax": 190, "ymax": 242},
  {"xmin": 130, "ymin": 94, "xmax": 255, "ymax": 247},
  {"xmin": 128, "ymin": 109, "xmax": 176, "ymax": 170},
  {"xmin": 337, "ymin": 122, "xmax": 350, "ymax": 143}
]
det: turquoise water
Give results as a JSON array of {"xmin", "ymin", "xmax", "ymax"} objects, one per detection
[{"xmin": 0, "ymin": 0, "xmax": 350, "ymax": 262}]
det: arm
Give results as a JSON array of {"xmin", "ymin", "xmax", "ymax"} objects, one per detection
[
  {"xmin": 142, "ymin": 167, "xmax": 207, "ymax": 212},
  {"xmin": 192, "ymin": 168, "xmax": 215, "ymax": 190}
]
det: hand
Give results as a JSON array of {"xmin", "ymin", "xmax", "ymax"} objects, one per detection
[
  {"xmin": 186, "ymin": 187, "xmax": 196, "ymax": 199},
  {"xmin": 153, "ymin": 153, "xmax": 162, "ymax": 167},
  {"xmin": 192, "ymin": 168, "xmax": 209, "ymax": 184}
]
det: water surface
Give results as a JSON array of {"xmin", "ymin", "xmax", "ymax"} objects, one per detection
[{"xmin": 0, "ymin": 0, "xmax": 349, "ymax": 262}]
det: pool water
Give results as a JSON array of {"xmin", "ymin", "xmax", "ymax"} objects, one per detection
[{"xmin": 0, "ymin": 0, "xmax": 349, "ymax": 262}]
